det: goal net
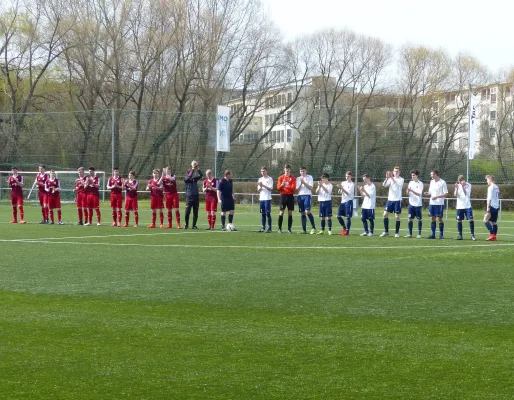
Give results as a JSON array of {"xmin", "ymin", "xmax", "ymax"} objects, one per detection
[{"xmin": 0, "ymin": 170, "xmax": 107, "ymax": 203}]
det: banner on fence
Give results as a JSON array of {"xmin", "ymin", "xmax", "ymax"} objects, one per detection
[
  {"xmin": 468, "ymin": 94, "xmax": 478, "ymax": 160},
  {"xmin": 216, "ymin": 105, "xmax": 230, "ymax": 152}
]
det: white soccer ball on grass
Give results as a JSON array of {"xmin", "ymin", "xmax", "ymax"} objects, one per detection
[{"xmin": 226, "ymin": 223, "xmax": 235, "ymax": 231}]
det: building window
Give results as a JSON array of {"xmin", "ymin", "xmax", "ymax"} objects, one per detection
[
  {"xmin": 287, "ymin": 129, "xmax": 292, "ymax": 142},
  {"xmin": 490, "ymin": 87, "xmax": 497, "ymax": 103},
  {"xmin": 287, "ymin": 92, "xmax": 293, "ymax": 104},
  {"xmin": 490, "ymin": 110, "xmax": 496, "ymax": 121},
  {"xmin": 280, "ymin": 130, "xmax": 284, "ymax": 143},
  {"xmin": 287, "ymin": 111, "xmax": 292, "ymax": 124},
  {"xmin": 490, "ymin": 127, "xmax": 496, "ymax": 137},
  {"xmin": 505, "ymin": 86, "xmax": 512, "ymax": 97},
  {"xmin": 481, "ymin": 88, "xmax": 490, "ymax": 100}
]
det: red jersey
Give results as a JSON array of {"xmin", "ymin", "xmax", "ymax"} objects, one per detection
[
  {"xmin": 148, "ymin": 178, "xmax": 163, "ymax": 197},
  {"xmin": 203, "ymin": 178, "xmax": 218, "ymax": 202},
  {"xmin": 277, "ymin": 174, "xmax": 296, "ymax": 195},
  {"xmin": 9, "ymin": 175, "xmax": 24, "ymax": 196},
  {"xmin": 75, "ymin": 176, "xmax": 87, "ymax": 193},
  {"xmin": 162, "ymin": 175, "xmax": 178, "ymax": 194},
  {"xmin": 45, "ymin": 178, "xmax": 61, "ymax": 195},
  {"xmin": 108, "ymin": 176, "xmax": 123, "ymax": 194},
  {"xmin": 85, "ymin": 175, "xmax": 100, "ymax": 196},
  {"xmin": 36, "ymin": 173, "xmax": 49, "ymax": 194},
  {"xmin": 124, "ymin": 179, "xmax": 139, "ymax": 199}
]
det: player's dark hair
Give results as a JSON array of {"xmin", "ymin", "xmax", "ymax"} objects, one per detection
[
  {"xmin": 224, "ymin": 170, "xmax": 231, "ymax": 177},
  {"xmin": 89, "ymin": 166, "xmax": 95, "ymax": 171},
  {"xmin": 113, "ymin": 167, "xmax": 119, "ymax": 171},
  {"xmin": 11, "ymin": 166, "xmax": 17, "ymax": 170},
  {"xmin": 284, "ymin": 164, "xmax": 291, "ymax": 169},
  {"xmin": 39, "ymin": 164, "xmax": 46, "ymax": 168},
  {"xmin": 410, "ymin": 169, "xmax": 419, "ymax": 176},
  {"xmin": 261, "ymin": 166, "xmax": 267, "ymax": 171},
  {"xmin": 300, "ymin": 166, "xmax": 306, "ymax": 170},
  {"xmin": 129, "ymin": 170, "xmax": 136, "ymax": 176},
  {"xmin": 393, "ymin": 166, "xmax": 401, "ymax": 170},
  {"xmin": 346, "ymin": 170, "xmax": 352, "ymax": 176},
  {"xmin": 321, "ymin": 173, "xmax": 329, "ymax": 179},
  {"xmin": 431, "ymin": 169, "xmax": 440, "ymax": 176},
  {"xmin": 363, "ymin": 174, "xmax": 370, "ymax": 179}
]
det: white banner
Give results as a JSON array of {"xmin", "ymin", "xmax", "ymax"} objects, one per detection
[
  {"xmin": 468, "ymin": 94, "xmax": 478, "ymax": 160},
  {"xmin": 216, "ymin": 105, "xmax": 230, "ymax": 152}
]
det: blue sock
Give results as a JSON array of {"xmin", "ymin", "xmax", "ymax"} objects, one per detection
[
  {"xmin": 337, "ymin": 216, "xmax": 346, "ymax": 228},
  {"xmin": 346, "ymin": 217, "xmax": 352, "ymax": 233},
  {"xmin": 228, "ymin": 214, "xmax": 233, "ymax": 224},
  {"xmin": 395, "ymin": 220, "xmax": 400, "ymax": 234},
  {"xmin": 470, "ymin": 221, "xmax": 474, "ymax": 235},
  {"xmin": 301, "ymin": 214, "xmax": 307, "ymax": 231},
  {"xmin": 493, "ymin": 224, "xmax": 498, "ymax": 235},
  {"xmin": 221, "ymin": 215, "xmax": 226, "ymax": 227},
  {"xmin": 418, "ymin": 220, "xmax": 422, "ymax": 235},
  {"xmin": 439, "ymin": 223, "xmax": 444, "ymax": 236},
  {"xmin": 321, "ymin": 219, "xmax": 325, "ymax": 230},
  {"xmin": 328, "ymin": 219, "xmax": 332, "ymax": 230},
  {"xmin": 363, "ymin": 220, "xmax": 368, "ymax": 233},
  {"xmin": 267, "ymin": 213, "xmax": 272, "ymax": 229},
  {"xmin": 370, "ymin": 219, "xmax": 375, "ymax": 233},
  {"xmin": 485, "ymin": 221, "xmax": 492, "ymax": 233},
  {"xmin": 261, "ymin": 214, "xmax": 266, "ymax": 229},
  {"xmin": 278, "ymin": 215, "xmax": 283, "ymax": 229},
  {"xmin": 458, "ymin": 223, "xmax": 462, "ymax": 235},
  {"xmin": 308, "ymin": 213, "xmax": 316, "ymax": 229},
  {"xmin": 408, "ymin": 221, "xmax": 413, "ymax": 235},
  {"xmin": 384, "ymin": 218, "xmax": 389, "ymax": 232},
  {"xmin": 431, "ymin": 221, "xmax": 436, "ymax": 236}
]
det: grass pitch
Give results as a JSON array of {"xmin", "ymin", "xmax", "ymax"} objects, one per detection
[{"xmin": 1, "ymin": 202, "xmax": 513, "ymax": 399}]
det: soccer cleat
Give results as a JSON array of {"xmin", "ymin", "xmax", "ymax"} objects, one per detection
[
  {"xmin": 258, "ymin": 228, "xmax": 265, "ymax": 232},
  {"xmin": 328, "ymin": 230, "xmax": 332, "ymax": 236},
  {"xmin": 122, "ymin": 223, "xmax": 129, "ymax": 227},
  {"xmin": 97, "ymin": 223, "xmax": 101, "ymax": 226},
  {"xmin": 232, "ymin": 228, "xmax": 238, "ymax": 232},
  {"xmin": 222, "ymin": 227, "xmax": 227, "ymax": 231},
  {"xmin": 360, "ymin": 232, "xmax": 368, "ymax": 236},
  {"xmin": 76, "ymin": 222, "xmax": 83, "ymax": 226},
  {"xmin": 19, "ymin": 220, "xmax": 26, "ymax": 224},
  {"xmin": 160, "ymin": 224, "xmax": 164, "ymax": 228},
  {"xmin": 277, "ymin": 229, "xmax": 282, "ymax": 233},
  {"xmin": 379, "ymin": 232, "xmax": 389, "ymax": 237},
  {"xmin": 486, "ymin": 234, "xmax": 497, "ymax": 241},
  {"xmin": 471, "ymin": 235, "xmax": 476, "ymax": 241},
  {"xmin": 287, "ymin": 229, "xmax": 292, "ymax": 234},
  {"xmin": 343, "ymin": 230, "xmax": 349, "ymax": 236},
  {"xmin": 416, "ymin": 234, "xmax": 422, "ymax": 239},
  {"xmin": 298, "ymin": 230, "xmax": 307, "ymax": 234},
  {"xmin": 317, "ymin": 230, "xmax": 325, "ymax": 235},
  {"xmin": 426, "ymin": 235, "xmax": 435, "ymax": 239},
  {"xmin": 438, "ymin": 235, "xmax": 444, "ymax": 240},
  {"xmin": 403, "ymin": 234, "xmax": 412, "ymax": 238},
  {"xmin": 184, "ymin": 225, "xmax": 189, "ymax": 229},
  {"xmin": 58, "ymin": 221, "xmax": 64, "ymax": 225},
  {"xmin": 111, "ymin": 222, "xmax": 117, "ymax": 227},
  {"xmin": 207, "ymin": 227, "xmax": 213, "ymax": 230},
  {"xmin": 394, "ymin": 233, "xmax": 400, "ymax": 238},
  {"xmin": 339, "ymin": 229, "xmax": 347, "ymax": 236},
  {"xmin": 147, "ymin": 224, "xmax": 156, "ymax": 228},
  {"xmin": 39, "ymin": 220, "xmax": 46, "ymax": 224},
  {"xmin": 117, "ymin": 223, "xmax": 121, "ymax": 227},
  {"xmin": 48, "ymin": 221, "xmax": 54, "ymax": 225},
  {"xmin": 9, "ymin": 220, "xmax": 17, "ymax": 224},
  {"xmin": 310, "ymin": 228, "xmax": 317, "ymax": 235},
  {"xmin": 454, "ymin": 235, "xmax": 463, "ymax": 240},
  {"xmin": 134, "ymin": 224, "xmax": 138, "ymax": 228},
  {"xmin": 265, "ymin": 229, "xmax": 272, "ymax": 233},
  {"xmin": 84, "ymin": 222, "xmax": 91, "ymax": 226},
  {"xmin": 176, "ymin": 224, "xmax": 182, "ymax": 229},
  {"xmin": 367, "ymin": 232, "xmax": 374, "ymax": 237},
  {"xmin": 192, "ymin": 226, "xmax": 198, "ymax": 230}
]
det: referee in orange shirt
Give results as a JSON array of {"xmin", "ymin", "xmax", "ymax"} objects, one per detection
[{"xmin": 277, "ymin": 163, "xmax": 296, "ymax": 233}]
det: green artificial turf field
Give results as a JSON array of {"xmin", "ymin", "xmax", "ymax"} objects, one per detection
[{"xmin": 1, "ymin": 202, "xmax": 513, "ymax": 399}]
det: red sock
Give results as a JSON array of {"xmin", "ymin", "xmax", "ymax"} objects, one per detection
[
  {"xmin": 58, "ymin": 210, "xmax": 62, "ymax": 222},
  {"xmin": 168, "ymin": 211, "xmax": 172, "ymax": 224},
  {"xmin": 12, "ymin": 207, "xmax": 17, "ymax": 221},
  {"xmin": 19, "ymin": 206, "xmax": 24, "ymax": 220},
  {"xmin": 112, "ymin": 211, "xmax": 117, "ymax": 223},
  {"xmin": 160, "ymin": 212, "xmax": 164, "ymax": 224},
  {"xmin": 96, "ymin": 209, "xmax": 101, "ymax": 223},
  {"xmin": 42, "ymin": 207, "xmax": 46, "ymax": 220},
  {"xmin": 125, "ymin": 212, "xmax": 130, "ymax": 225},
  {"xmin": 118, "ymin": 211, "xmax": 122, "ymax": 224},
  {"xmin": 84, "ymin": 209, "xmax": 89, "ymax": 223},
  {"xmin": 78, "ymin": 208, "xmax": 83, "ymax": 223},
  {"xmin": 50, "ymin": 210, "xmax": 55, "ymax": 223},
  {"xmin": 135, "ymin": 211, "xmax": 139, "ymax": 225},
  {"xmin": 175, "ymin": 210, "xmax": 180, "ymax": 226},
  {"xmin": 212, "ymin": 215, "xmax": 216, "ymax": 228},
  {"xmin": 152, "ymin": 212, "xmax": 156, "ymax": 225},
  {"xmin": 88, "ymin": 209, "xmax": 93, "ymax": 224},
  {"xmin": 208, "ymin": 215, "xmax": 212, "ymax": 227}
]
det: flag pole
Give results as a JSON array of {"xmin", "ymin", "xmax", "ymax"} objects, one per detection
[{"xmin": 466, "ymin": 84, "xmax": 472, "ymax": 182}]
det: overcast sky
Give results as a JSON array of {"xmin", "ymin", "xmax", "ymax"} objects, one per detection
[{"xmin": 261, "ymin": 0, "xmax": 512, "ymax": 74}]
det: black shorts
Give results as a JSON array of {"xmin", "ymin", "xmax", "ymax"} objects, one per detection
[
  {"xmin": 221, "ymin": 199, "xmax": 235, "ymax": 212},
  {"xmin": 186, "ymin": 195, "xmax": 199, "ymax": 209},
  {"xmin": 279, "ymin": 194, "xmax": 295, "ymax": 211}
]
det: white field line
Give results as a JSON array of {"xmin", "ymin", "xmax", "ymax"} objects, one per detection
[
  {"xmin": 11, "ymin": 231, "xmax": 215, "ymax": 241},
  {"xmin": 1, "ymin": 239, "xmax": 513, "ymax": 251}
]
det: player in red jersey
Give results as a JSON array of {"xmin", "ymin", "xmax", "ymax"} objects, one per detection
[
  {"xmin": 85, "ymin": 166, "xmax": 101, "ymax": 226},
  {"xmin": 123, "ymin": 170, "xmax": 139, "ymax": 227},
  {"xmin": 160, "ymin": 167, "xmax": 181, "ymax": 229},
  {"xmin": 106, "ymin": 167, "xmax": 123, "ymax": 227},
  {"xmin": 73, "ymin": 167, "xmax": 88, "ymax": 225},
  {"xmin": 34, "ymin": 164, "xmax": 49, "ymax": 224},
  {"xmin": 8, "ymin": 166, "xmax": 25, "ymax": 224},
  {"xmin": 45, "ymin": 169, "xmax": 63, "ymax": 224},
  {"xmin": 202, "ymin": 169, "xmax": 218, "ymax": 230},
  {"xmin": 146, "ymin": 169, "xmax": 164, "ymax": 228}
]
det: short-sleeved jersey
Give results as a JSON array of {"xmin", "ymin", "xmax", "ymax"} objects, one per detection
[
  {"xmin": 340, "ymin": 181, "xmax": 354, "ymax": 203},
  {"xmin": 487, "ymin": 184, "xmax": 500, "ymax": 209},
  {"xmin": 36, "ymin": 173, "xmax": 49, "ymax": 193},
  {"xmin": 455, "ymin": 182, "xmax": 472, "ymax": 210},
  {"xmin": 85, "ymin": 175, "xmax": 100, "ymax": 196},
  {"xmin": 257, "ymin": 176, "xmax": 273, "ymax": 201},
  {"xmin": 384, "ymin": 177, "xmax": 404, "ymax": 201},
  {"xmin": 296, "ymin": 175, "xmax": 313, "ymax": 196},
  {"xmin": 108, "ymin": 176, "xmax": 123, "ymax": 194},
  {"xmin": 125, "ymin": 179, "xmax": 138, "ymax": 198},
  {"xmin": 428, "ymin": 179, "xmax": 448, "ymax": 206},
  {"xmin": 148, "ymin": 178, "xmax": 163, "ymax": 197},
  {"xmin": 317, "ymin": 183, "xmax": 333, "ymax": 202},
  {"xmin": 75, "ymin": 176, "xmax": 87, "ymax": 194},
  {"xmin": 217, "ymin": 178, "xmax": 233, "ymax": 200},
  {"xmin": 408, "ymin": 180, "xmax": 424, "ymax": 207},
  {"xmin": 277, "ymin": 174, "xmax": 296, "ymax": 195},
  {"xmin": 361, "ymin": 183, "xmax": 376, "ymax": 210},
  {"xmin": 203, "ymin": 178, "xmax": 218, "ymax": 202},
  {"xmin": 45, "ymin": 178, "xmax": 61, "ymax": 195},
  {"xmin": 9, "ymin": 175, "xmax": 24, "ymax": 196},
  {"xmin": 162, "ymin": 175, "xmax": 178, "ymax": 194}
]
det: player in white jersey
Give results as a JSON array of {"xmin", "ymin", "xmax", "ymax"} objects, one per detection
[
  {"xmin": 295, "ymin": 167, "xmax": 316, "ymax": 234},
  {"xmin": 337, "ymin": 170, "xmax": 354, "ymax": 236},
  {"xmin": 405, "ymin": 169, "xmax": 424, "ymax": 238},
  {"xmin": 380, "ymin": 166, "xmax": 405, "ymax": 237},
  {"xmin": 257, "ymin": 166, "xmax": 273, "ymax": 233},
  {"xmin": 358, "ymin": 174, "xmax": 376, "ymax": 236},
  {"xmin": 315, "ymin": 173, "xmax": 333, "ymax": 235},
  {"xmin": 423, "ymin": 169, "xmax": 448, "ymax": 239},
  {"xmin": 484, "ymin": 175, "xmax": 500, "ymax": 241},
  {"xmin": 454, "ymin": 175, "xmax": 475, "ymax": 241}
]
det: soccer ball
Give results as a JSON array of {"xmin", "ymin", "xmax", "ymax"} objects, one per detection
[{"xmin": 226, "ymin": 223, "xmax": 235, "ymax": 231}]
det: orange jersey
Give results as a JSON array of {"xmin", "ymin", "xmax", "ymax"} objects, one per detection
[{"xmin": 277, "ymin": 174, "xmax": 296, "ymax": 195}]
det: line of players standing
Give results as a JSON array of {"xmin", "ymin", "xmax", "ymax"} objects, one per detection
[{"xmin": 7, "ymin": 162, "xmax": 501, "ymax": 240}]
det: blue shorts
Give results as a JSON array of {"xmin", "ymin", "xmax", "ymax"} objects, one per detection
[
  {"xmin": 488, "ymin": 207, "xmax": 499, "ymax": 223},
  {"xmin": 428, "ymin": 204, "xmax": 444, "ymax": 218},
  {"xmin": 456, "ymin": 208, "xmax": 473, "ymax": 221},
  {"xmin": 319, "ymin": 201, "xmax": 332, "ymax": 218},
  {"xmin": 385, "ymin": 200, "xmax": 402, "ymax": 214},
  {"xmin": 361, "ymin": 208, "xmax": 375, "ymax": 221},
  {"xmin": 338, "ymin": 201, "xmax": 353, "ymax": 217},
  {"xmin": 259, "ymin": 200, "xmax": 271, "ymax": 214},
  {"xmin": 221, "ymin": 199, "xmax": 235, "ymax": 212},
  {"xmin": 297, "ymin": 195, "xmax": 312, "ymax": 212},
  {"xmin": 408, "ymin": 205, "xmax": 422, "ymax": 220}
]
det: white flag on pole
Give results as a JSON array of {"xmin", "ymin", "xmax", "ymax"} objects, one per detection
[
  {"xmin": 216, "ymin": 105, "xmax": 230, "ymax": 152},
  {"xmin": 468, "ymin": 94, "xmax": 478, "ymax": 160}
]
